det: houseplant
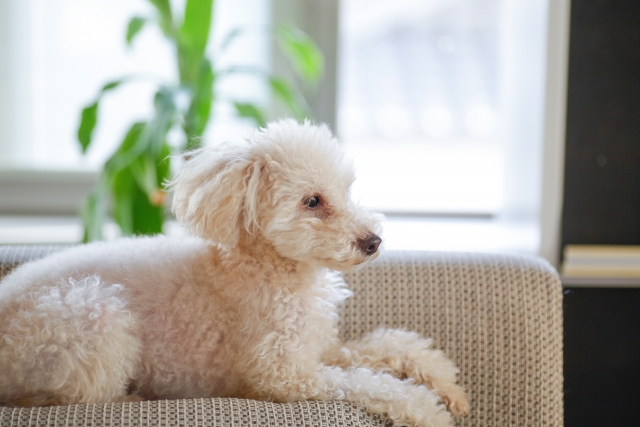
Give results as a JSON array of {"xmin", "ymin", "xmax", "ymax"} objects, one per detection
[{"xmin": 77, "ymin": 0, "xmax": 323, "ymax": 241}]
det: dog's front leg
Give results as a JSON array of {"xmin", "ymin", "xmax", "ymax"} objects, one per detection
[
  {"xmin": 244, "ymin": 365, "xmax": 453, "ymax": 427},
  {"xmin": 323, "ymin": 328, "xmax": 469, "ymax": 417}
]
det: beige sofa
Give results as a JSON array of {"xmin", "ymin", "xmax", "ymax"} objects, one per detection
[{"xmin": 0, "ymin": 246, "xmax": 563, "ymax": 426}]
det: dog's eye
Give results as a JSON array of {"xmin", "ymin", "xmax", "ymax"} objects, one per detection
[{"xmin": 304, "ymin": 196, "xmax": 321, "ymax": 209}]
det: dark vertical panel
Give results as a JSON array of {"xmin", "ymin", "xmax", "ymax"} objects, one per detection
[
  {"xmin": 564, "ymin": 288, "xmax": 640, "ymax": 426},
  {"xmin": 562, "ymin": 2, "xmax": 640, "ymax": 425},
  {"xmin": 561, "ymin": 0, "xmax": 640, "ymax": 246}
]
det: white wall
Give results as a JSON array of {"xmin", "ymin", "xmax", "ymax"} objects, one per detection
[{"xmin": 0, "ymin": 1, "xmax": 34, "ymax": 166}]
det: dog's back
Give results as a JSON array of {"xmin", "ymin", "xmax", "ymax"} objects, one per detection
[{"xmin": 0, "ymin": 235, "xmax": 220, "ymax": 405}]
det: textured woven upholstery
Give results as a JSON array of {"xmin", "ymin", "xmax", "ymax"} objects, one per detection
[{"xmin": 0, "ymin": 245, "xmax": 563, "ymax": 426}]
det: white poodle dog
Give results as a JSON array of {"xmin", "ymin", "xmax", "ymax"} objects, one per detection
[{"xmin": 0, "ymin": 120, "xmax": 469, "ymax": 426}]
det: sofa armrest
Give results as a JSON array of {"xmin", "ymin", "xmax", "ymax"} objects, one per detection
[
  {"xmin": 343, "ymin": 250, "xmax": 564, "ymax": 427},
  {"xmin": 0, "ymin": 245, "xmax": 71, "ymax": 280}
]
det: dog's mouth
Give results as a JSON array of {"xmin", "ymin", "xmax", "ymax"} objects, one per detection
[
  {"xmin": 319, "ymin": 249, "xmax": 379, "ymax": 272},
  {"xmin": 355, "ymin": 249, "xmax": 380, "ymax": 265}
]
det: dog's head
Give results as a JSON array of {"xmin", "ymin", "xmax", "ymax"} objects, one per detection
[{"xmin": 170, "ymin": 119, "xmax": 383, "ymax": 270}]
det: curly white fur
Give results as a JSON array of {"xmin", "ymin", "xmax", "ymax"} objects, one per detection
[{"xmin": 0, "ymin": 120, "xmax": 468, "ymax": 426}]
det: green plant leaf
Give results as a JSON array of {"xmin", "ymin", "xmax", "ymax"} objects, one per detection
[
  {"xmin": 103, "ymin": 122, "xmax": 145, "ymax": 236},
  {"xmin": 77, "ymin": 79, "xmax": 128, "ymax": 154},
  {"xmin": 103, "ymin": 121, "xmax": 169, "ymax": 237},
  {"xmin": 178, "ymin": 0, "xmax": 214, "ymax": 84},
  {"xmin": 118, "ymin": 122, "xmax": 147, "ymax": 153},
  {"xmin": 109, "ymin": 162, "xmax": 163, "ymax": 236},
  {"xmin": 111, "ymin": 166, "xmax": 135, "ymax": 236},
  {"xmin": 275, "ymin": 24, "xmax": 324, "ymax": 85},
  {"xmin": 131, "ymin": 179, "xmax": 164, "ymax": 235},
  {"xmin": 126, "ymin": 16, "xmax": 147, "ymax": 46},
  {"xmin": 130, "ymin": 144, "xmax": 171, "ymax": 235},
  {"xmin": 149, "ymin": 87, "xmax": 177, "ymax": 155},
  {"xmin": 110, "ymin": 163, "xmax": 164, "ymax": 237},
  {"xmin": 78, "ymin": 102, "xmax": 98, "ymax": 153},
  {"xmin": 184, "ymin": 60, "xmax": 214, "ymax": 144},
  {"xmin": 81, "ymin": 187, "xmax": 107, "ymax": 242},
  {"xmin": 148, "ymin": 0, "xmax": 173, "ymax": 37},
  {"xmin": 156, "ymin": 143, "xmax": 172, "ymax": 188},
  {"xmin": 105, "ymin": 122, "xmax": 147, "ymax": 173},
  {"xmin": 101, "ymin": 80, "xmax": 125, "ymax": 92},
  {"xmin": 180, "ymin": 0, "xmax": 214, "ymax": 57},
  {"xmin": 269, "ymin": 77, "xmax": 311, "ymax": 120},
  {"xmin": 233, "ymin": 102, "xmax": 266, "ymax": 127},
  {"xmin": 130, "ymin": 153, "xmax": 159, "ymax": 198},
  {"xmin": 82, "ymin": 120, "xmax": 142, "ymax": 242}
]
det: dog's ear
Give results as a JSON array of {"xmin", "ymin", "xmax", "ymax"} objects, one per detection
[{"xmin": 170, "ymin": 148, "xmax": 262, "ymax": 247}]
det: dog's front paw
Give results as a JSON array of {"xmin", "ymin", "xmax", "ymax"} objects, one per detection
[{"xmin": 438, "ymin": 384, "xmax": 470, "ymax": 417}]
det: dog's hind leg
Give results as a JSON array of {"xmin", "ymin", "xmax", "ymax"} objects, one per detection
[
  {"xmin": 0, "ymin": 276, "xmax": 142, "ymax": 406},
  {"xmin": 324, "ymin": 328, "xmax": 469, "ymax": 417}
]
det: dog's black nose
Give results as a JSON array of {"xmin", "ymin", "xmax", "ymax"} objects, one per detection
[{"xmin": 358, "ymin": 234, "xmax": 382, "ymax": 256}]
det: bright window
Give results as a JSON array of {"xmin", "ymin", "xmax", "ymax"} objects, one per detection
[{"xmin": 338, "ymin": 0, "xmax": 548, "ymax": 218}]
